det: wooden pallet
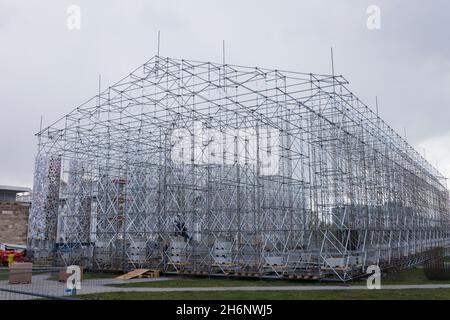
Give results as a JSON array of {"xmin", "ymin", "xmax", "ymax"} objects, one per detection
[
  {"xmin": 116, "ymin": 268, "xmax": 161, "ymax": 280},
  {"xmin": 283, "ymin": 274, "xmax": 321, "ymax": 280}
]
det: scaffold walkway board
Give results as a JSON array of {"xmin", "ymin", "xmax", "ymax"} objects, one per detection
[{"xmin": 116, "ymin": 269, "xmax": 160, "ymax": 280}]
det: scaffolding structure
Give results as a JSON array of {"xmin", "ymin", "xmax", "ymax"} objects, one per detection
[{"xmin": 28, "ymin": 56, "xmax": 450, "ymax": 281}]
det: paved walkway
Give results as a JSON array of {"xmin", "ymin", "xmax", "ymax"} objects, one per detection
[
  {"xmin": 0, "ymin": 274, "xmax": 170, "ymax": 299},
  {"xmin": 2, "ymin": 274, "xmax": 450, "ymax": 299}
]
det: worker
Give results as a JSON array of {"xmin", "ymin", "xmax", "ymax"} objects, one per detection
[
  {"xmin": 175, "ymin": 214, "xmax": 190, "ymax": 242},
  {"xmin": 7, "ymin": 253, "xmax": 14, "ymax": 268}
]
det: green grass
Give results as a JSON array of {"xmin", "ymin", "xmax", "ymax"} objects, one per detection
[
  {"xmin": 107, "ymin": 277, "xmax": 331, "ymax": 288},
  {"xmin": 83, "ymin": 272, "xmax": 122, "ymax": 280},
  {"xmin": 2, "ymin": 270, "xmax": 118, "ymax": 281},
  {"xmin": 107, "ymin": 267, "xmax": 450, "ymax": 288},
  {"xmin": 79, "ymin": 288, "xmax": 450, "ymax": 300},
  {"xmin": 47, "ymin": 272, "xmax": 121, "ymax": 281},
  {"xmin": 380, "ymin": 267, "xmax": 450, "ymax": 285}
]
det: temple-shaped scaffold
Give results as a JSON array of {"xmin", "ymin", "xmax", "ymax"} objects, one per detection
[{"xmin": 28, "ymin": 56, "xmax": 450, "ymax": 281}]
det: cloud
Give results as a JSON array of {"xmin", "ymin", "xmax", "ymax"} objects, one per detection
[
  {"xmin": 0, "ymin": 0, "xmax": 449, "ymax": 187},
  {"xmin": 416, "ymin": 133, "xmax": 450, "ymax": 185}
]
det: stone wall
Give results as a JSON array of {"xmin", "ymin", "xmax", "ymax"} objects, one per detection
[{"xmin": 0, "ymin": 202, "xmax": 30, "ymax": 245}]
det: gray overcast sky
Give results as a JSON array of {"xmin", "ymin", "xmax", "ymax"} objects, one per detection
[{"xmin": 1, "ymin": 0, "xmax": 449, "ymax": 188}]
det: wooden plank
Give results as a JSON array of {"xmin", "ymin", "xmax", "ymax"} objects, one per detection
[{"xmin": 116, "ymin": 269, "xmax": 150, "ymax": 280}]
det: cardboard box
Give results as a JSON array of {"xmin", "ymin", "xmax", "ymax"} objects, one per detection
[{"xmin": 9, "ymin": 262, "xmax": 32, "ymax": 284}]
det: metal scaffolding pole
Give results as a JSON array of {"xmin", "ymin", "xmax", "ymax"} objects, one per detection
[{"xmin": 27, "ymin": 55, "xmax": 450, "ymax": 281}]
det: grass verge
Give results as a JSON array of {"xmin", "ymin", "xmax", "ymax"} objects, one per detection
[
  {"xmin": 47, "ymin": 272, "xmax": 121, "ymax": 281},
  {"xmin": 107, "ymin": 267, "xmax": 450, "ymax": 288},
  {"xmin": 79, "ymin": 288, "xmax": 450, "ymax": 300},
  {"xmin": 107, "ymin": 278, "xmax": 330, "ymax": 288}
]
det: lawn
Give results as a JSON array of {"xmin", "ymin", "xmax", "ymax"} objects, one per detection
[
  {"xmin": 47, "ymin": 272, "xmax": 121, "ymax": 281},
  {"xmin": 107, "ymin": 277, "xmax": 331, "ymax": 288},
  {"xmin": 380, "ymin": 267, "xmax": 450, "ymax": 285},
  {"xmin": 79, "ymin": 288, "xmax": 450, "ymax": 300},
  {"xmin": 107, "ymin": 267, "xmax": 450, "ymax": 288},
  {"xmin": 83, "ymin": 272, "xmax": 121, "ymax": 280}
]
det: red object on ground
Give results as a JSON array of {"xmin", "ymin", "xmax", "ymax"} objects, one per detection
[{"xmin": 0, "ymin": 250, "xmax": 25, "ymax": 264}]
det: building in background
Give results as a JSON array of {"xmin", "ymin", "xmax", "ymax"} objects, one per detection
[
  {"xmin": 0, "ymin": 185, "xmax": 32, "ymax": 245},
  {"xmin": 0, "ymin": 185, "xmax": 31, "ymax": 202}
]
